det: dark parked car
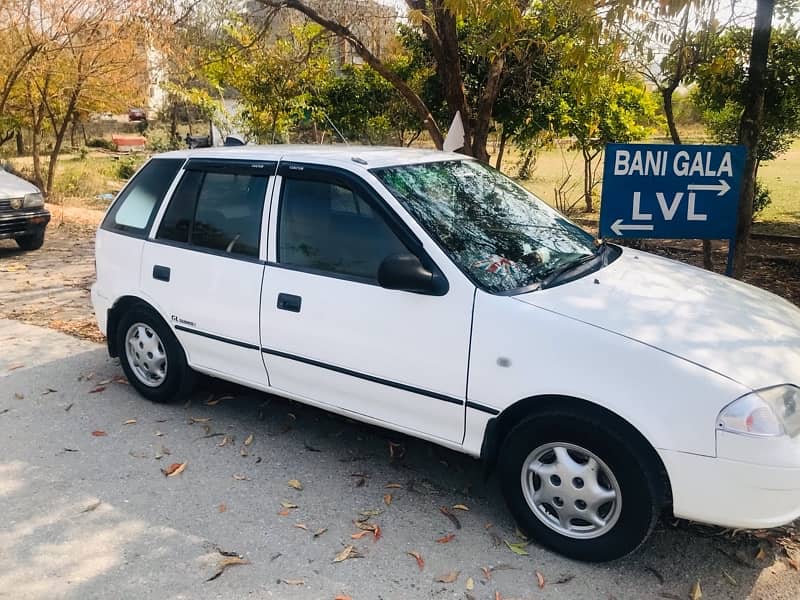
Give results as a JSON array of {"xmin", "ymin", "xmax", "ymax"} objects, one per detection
[
  {"xmin": 128, "ymin": 108, "xmax": 147, "ymax": 122},
  {"xmin": 0, "ymin": 167, "xmax": 49, "ymax": 250}
]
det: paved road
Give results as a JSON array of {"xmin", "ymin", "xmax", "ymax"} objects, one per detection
[{"xmin": 1, "ymin": 319, "xmax": 798, "ymax": 599}]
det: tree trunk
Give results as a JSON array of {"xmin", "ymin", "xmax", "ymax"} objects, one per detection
[
  {"xmin": 732, "ymin": 0, "xmax": 774, "ymax": 279},
  {"xmin": 495, "ymin": 128, "xmax": 509, "ymax": 170},
  {"xmin": 518, "ymin": 148, "xmax": 534, "ymax": 179},
  {"xmin": 582, "ymin": 147, "xmax": 593, "ymax": 212},
  {"xmin": 15, "ymin": 130, "xmax": 25, "ymax": 156}
]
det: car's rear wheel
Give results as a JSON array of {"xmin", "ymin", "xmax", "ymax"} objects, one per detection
[
  {"xmin": 117, "ymin": 304, "xmax": 192, "ymax": 403},
  {"xmin": 15, "ymin": 230, "xmax": 45, "ymax": 251},
  {"xmin": 498, "ymin": 410, "xmax": 664, "ymax": 562}
]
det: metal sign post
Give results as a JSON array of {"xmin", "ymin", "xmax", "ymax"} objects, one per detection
[{"xmin": 600, "ymin": 143, "xmax": 746, "ymax": 276}]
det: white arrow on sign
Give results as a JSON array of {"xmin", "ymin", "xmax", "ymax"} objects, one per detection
[
  {"xmin": 610, "ymin": 219, "xmax": 655, "ymax": 236},
  {"xmin": 687, "ymin": 179, "xmax": 730, "ymax": 196}
]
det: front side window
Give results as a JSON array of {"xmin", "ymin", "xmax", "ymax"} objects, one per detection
[
  {"xmin": 373, "ymin": 160, "xmax": 601, "ymax": 293},
  {"xmin": 277, "ymin": 178, "xmax": 408, "ymax": 281},
  {"xmin": 157, "ymin": 170, "xmax": 267, "ymax": 258},
  {"xmin": 103, "ymin": 158, "xmax": 184, "ymax": 235}
]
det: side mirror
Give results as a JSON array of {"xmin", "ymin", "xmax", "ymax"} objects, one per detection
[{"xmin": 377, "ymin": 253, "xmax": 448, "ymax": 296}]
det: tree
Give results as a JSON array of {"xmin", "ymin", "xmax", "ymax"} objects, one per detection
[
  {"xmin": 556, "ymin": 44, "xmax": 659, "ymax": 212},
  {"xmin": 256, "ymin": 0, "xmax": 607, "ymax": 162}
]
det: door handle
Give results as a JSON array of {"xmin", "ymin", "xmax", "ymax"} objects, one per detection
[
  {"xmin": 153, "ymin": 265, "xmax": 171, "ymax": 282},
  {"xmin": 277, "ymin": 293, "xmax": 301, "ymax": 313}
]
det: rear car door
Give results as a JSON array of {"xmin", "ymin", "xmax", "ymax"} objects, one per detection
[
  {"xmin": 140, "ymin": 159, "xmax": 274, "ymax": 389},
  {"xmin": 259, "ymin": 163, "xmax": 474, "ymax": 444}
]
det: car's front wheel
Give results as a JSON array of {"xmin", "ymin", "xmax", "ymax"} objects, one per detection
[
  {"xmin": 498, "ymin": 409, "xmax": 665, "ymax": 562},
  {"xmin": 15, "ymin": 230, "xmax": 45, "ymax": 251},
  {"xmin": 117, "ymin": 304, "xmax": 193, "ymax": 403}
]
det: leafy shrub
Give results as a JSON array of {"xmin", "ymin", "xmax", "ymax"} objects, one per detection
[
  {"xmin": 86, "ymin": 137, "xmax": 115, "ymax": 150},
  {"xmin": 115, "ymin": 157, "xmax": 139, "ymax": 180},
  {"xmin": 753, "ymin": 179, "xmax": 772, "ymax": 218}
]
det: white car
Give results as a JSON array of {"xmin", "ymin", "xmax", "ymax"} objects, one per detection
[
  {"xmin": 91, "ymin": 146, "xmax": 800, "ymax": 561},
  {"xmin": 0, "ymin": 165, "xmax": 49, "ymax": 250}
]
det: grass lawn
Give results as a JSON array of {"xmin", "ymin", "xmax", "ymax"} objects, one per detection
[{"xmin": 503, "ymin": 139, "xmax": 800, "ymax": 236}]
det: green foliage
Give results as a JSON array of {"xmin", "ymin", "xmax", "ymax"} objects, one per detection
[
  {"xmin": 86, "ymin": 137, "xmax": 115, "ymax": 150},
  {"xmin": 115, "ymin": 157, "xmax": 139, "ymax": 180},
  {"xmin": 753, "ymin": 179, "xmax": 772, "ymax": 217},
  {"xmin": 694, "ymin": 26, "xmax": 800, "ymax": 163}
]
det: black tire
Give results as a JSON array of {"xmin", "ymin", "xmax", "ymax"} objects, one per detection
[
  {"xmin": 498, "ymin": 409, "xmax": 665, "ymax": 562},
  {"xmin": 116, "ymin": 304, "xmax": 193, "ymax": 403},
  {"xmin": 15, "ymin": 230, "xmax": 45, "ymax": 251}
]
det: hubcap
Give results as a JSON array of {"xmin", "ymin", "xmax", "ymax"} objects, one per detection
[
  {"xmin": 124, "ymin": 323, "xmax": 167, "ymax": 387},
  {"xmin": 521, "ymin": 442, "xmax": 621, "ymax": 539}
]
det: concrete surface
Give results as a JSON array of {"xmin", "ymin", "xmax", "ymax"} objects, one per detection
[{"xmin": 1, "ymin": 321, "xmax": 798, "ymax": 600}]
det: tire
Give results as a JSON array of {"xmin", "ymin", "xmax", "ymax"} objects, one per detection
[
  {"xmin": 498, "ymin": 409, "xmax": 665, "ymax": 562},
  {"xmin": 15, "ymin": 230, "xmax": 45, "ymax": 251},
  {"xmin": 116, "ymin": 304, "xmax": 193, "ymax": 403}
]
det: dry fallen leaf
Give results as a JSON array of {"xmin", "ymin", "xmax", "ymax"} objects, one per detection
[
  {"xmin": 123, "ymin": 419, "xmax": 137, "ymax": 425},
  {"xmin": 351, "ymin": 530, "xmax": 370, "ymax": 540},
  {"xmin": 407, "ymin": 551, "xmax": 424, "ymax": 570},
  {"xmin": 466, "ymin": 577, "xmax": 474, "ymax": 591},
  {"xmin": 385, "ymin": 483, "xmax": 402, "ymax": 489},
  {"xmin": 384, "ymin": 493, "xmax": 393, "ymax": 506},
  {"xmin": 206, "ymin": 556, "xmax": 249, "ymax": 582},
  {"xmin": 154, "ymin": 430, "xmax": 164, "ymax": 437},
  {"xmin": 690, "ymin": 580, "xmax": 703, "ymax": 600},
  {"xmin": 233, "ymin": 473, "xmax": 249, "ymax": 481},
  {"xmin": 277, "ymin": 509, "xmax": 290, "ymax": 517},
  {"xmin": 440, "ymin": 506, "xmax": 461, "ymax": 529},
  {"xmin": 288, "ymin": 479, "xmax": 303, "ymax": 490},
  {"xmin": 281, "ymin": 501, "xmax": 298, "ymax": 509},
  {"xmin": 8, "ymin": 364, "xmax": 24, "ymax": 371},
  {"xmin": 755, "ymin": 547, "xmax": 767, "ymax": 561},
  {"xmin": 495, "ymin": 592, "xmax": 503, "ymax": 600},
  {"xmin": 239, "ymin": 446, "xmax": 249, "ymax": 457},
  {"xmin": 436, "ymin": 534, "xmax": 456, "ymax": 544},
  {"xmin": 81, "ymin": 500, "xmax": 102, "ymax": 513},
  {"xmin": 435, "ymin": 571, "xmax": 459, "ymax": 583},
  {"xmin": 333, "ymin": 544, "xmax": 361, "ymax": 563},
  {"xmin": 293, "ymin": 523, "xmax": 308, "ymax": 531},
  {"xmin": 722, "ymin": 570, "xmax": 738, "ymax": 586},
  {"xmin": 313, "ymin": 527, "xmax": 327, "ymax": 538},
  {"xmin": 189, "ymin": 417, "xmax": 211, "ymax": 424},
  {"xmin": 206, "ymin": 396, "xmax": 221, "ymax": 406},
  {"xmin": 334, "ymin": 596, "xmax": 352, "ymax": 600},
  {"xmin": 453, "ymin": 504, "xmax": 470, "ymax": 511},
  {"xmin": 536, "ymin": 571, "xmax": 545, "ymax": 589},
  {"xmin": 218, "ymin": 435, "xmax": 231, "ymax": 447},
  {"xmin": 91, "ymin": 430, "xmax": 107, "ymax": 437},
  {"xmin": 89, "ymin": 385, "xmax": 106, "ymax": 394},
  {"xmin": 244, "ymin": 433, "xmax": 254, "ymax": 446},
  {"xmin": 481, "ymin": 567, "xmax": 492, "ymax": 581},
  {"xmin": 218, "ymin": 503, "xmax": 227, "ymax": 513},
  {"xmin": 279, "ymin": 579, "xmax": 304, "ymax": 586},
  {"xmin": 14, "ymin": 392, "xmax": 24, "ymax": 400},
  {"xmin": 162, "ymin": 462, "xmax": 186, "ymax": 477},
  {"xmin": 113, "ymin": 376, "xmax": 128, "ymax": 385}
]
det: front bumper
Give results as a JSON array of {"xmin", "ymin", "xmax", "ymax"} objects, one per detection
[
  {"xmin": 0, "ymin": 209, "xmax": 50, "ymax": 240},
  {"xmin": 660, "ymin": 448, "xmax": 800, "ymax": 529}
]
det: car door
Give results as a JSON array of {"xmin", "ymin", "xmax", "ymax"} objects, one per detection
[
  {"xmin": 141, "ymin": 159, "xmax": 274, "ymax": 389},
  {"xmin": 259, "ymin": 163, "xmax": 474, "ymax": 444}
]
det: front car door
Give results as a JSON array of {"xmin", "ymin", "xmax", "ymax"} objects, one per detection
[
  {"xmin": 259, "ymin": 163, "xmax": 475, "ymax": 444},
  {"xmin": 141, "ymin": 159, "xmax": 274, "ymax": 389}
]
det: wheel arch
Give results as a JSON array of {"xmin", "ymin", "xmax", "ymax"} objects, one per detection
[
  {"xmin": 106, "ymin": 295, "xmax": 168, "ymax": 357},
  {"xmin": 481, "ymin": 394, "xmax": 672, "ymax": 506}
]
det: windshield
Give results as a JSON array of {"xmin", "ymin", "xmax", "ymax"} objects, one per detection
[{"xmin": 373, "ymin": 160, "xmax": 599, "ymax": 293}]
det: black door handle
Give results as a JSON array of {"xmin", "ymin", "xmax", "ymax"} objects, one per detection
[
  {"xmin": 277, "ymin": 293, "xmax": 301, "ymax": 313},
  {"xmin": 153, "ymin": 265, "xmax": 171, "ymax": 282}
]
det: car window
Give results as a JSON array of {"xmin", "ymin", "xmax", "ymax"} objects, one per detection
[
  {"xmin": 103, "ymin": 158, "xmax": 184, "ymax": 235},
  {"xmin": 278, "ymin": 178, "xmax": 408, "ymax": 281},
  {"xmin": 156, "ymin": 169, "xmax": 267, "ymax": 258}
]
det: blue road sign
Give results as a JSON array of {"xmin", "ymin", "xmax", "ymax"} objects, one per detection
[{"xmin": 599, "ymin": 144, "xmax": 746, "ymax": 239}]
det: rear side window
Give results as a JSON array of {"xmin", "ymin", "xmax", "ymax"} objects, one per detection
[
  {"xmin": 102, "ymin": 158, "xmax": 184, "ymax": 236},
  {"xmin": 157, "ymin": 170, "xmax": 268, "ymax": 258}
]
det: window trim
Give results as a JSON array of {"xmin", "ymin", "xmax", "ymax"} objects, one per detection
[
  {"xmin": 273, "ymin": 162, "xmax": 447, "ymax": 289},
  {"xmin": 151, "ymin": 160, "xmax": 276, "ymax": 262},
  {"xmin": 101, "ymin": 158, "xmax": 186, "ymax": 239}
]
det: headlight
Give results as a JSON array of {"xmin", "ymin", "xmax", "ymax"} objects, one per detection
[
  {"xmin": 22, "ymin": 192, "xmax": 44, "ymax": 208},
  {"xmin": 717, "ymin": 385, "xmax": 800, "ymax": 437}
]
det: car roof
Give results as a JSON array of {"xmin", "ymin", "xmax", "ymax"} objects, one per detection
[{"xmin": 155, "ymin": 144, "xmax": 470, "ymax": 170}]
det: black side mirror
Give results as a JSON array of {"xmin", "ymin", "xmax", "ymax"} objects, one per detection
[{"xmin": 377, "ymin": 253, "xmax": 448, "ymax": 296}]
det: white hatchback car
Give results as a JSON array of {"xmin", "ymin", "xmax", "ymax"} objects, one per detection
[{"xmin": 91, "ymin": 146, "xmax": 800, "ymax": 561}]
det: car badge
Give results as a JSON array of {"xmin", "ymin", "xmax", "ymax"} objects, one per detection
[{"xmin": 10, "ymin": 197, "xmax": 23, "ymax": 209}]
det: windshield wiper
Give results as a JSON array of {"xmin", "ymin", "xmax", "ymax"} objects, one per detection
[{"xmin": 539, "ymin": 243, "xmax": 607, "ymax": 289}]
